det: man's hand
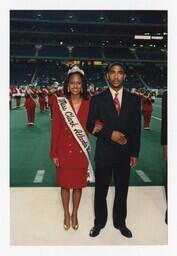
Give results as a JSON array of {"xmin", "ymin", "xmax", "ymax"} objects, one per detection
[
  {"xmin": 111, "ymin": 131, "xmax": 127, "ymax": 145},
  {"xmin": 52, "ymin": 157, "xmax": 59, "ymax": 167},
  {"xmin": 130, "ymin": 157, "xmax": 138, "ymax": 168}
]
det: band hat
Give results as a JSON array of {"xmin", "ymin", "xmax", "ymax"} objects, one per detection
[
  {"xmin": 33, "ymin": 81, "xmax": 38, "ymax": 87},
  {"xmin": 68, "ymin": 65, "xmax": 85, "ymax": 76},
  {"xmin": 53, "ymin": 81, "xmax": 59, "ymax": 88}
]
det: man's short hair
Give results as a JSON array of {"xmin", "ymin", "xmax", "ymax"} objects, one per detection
[{"xmin": 106, "ymin": 62, "xmax": 126, "ymax": 73}]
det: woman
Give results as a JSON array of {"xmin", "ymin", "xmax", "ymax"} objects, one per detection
[{"xmin": 50, "ymin": 66, "xmax": 102, "ymax": 230}]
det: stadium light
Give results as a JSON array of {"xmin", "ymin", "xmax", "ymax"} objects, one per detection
[
  {"xmin": 135, "ymin": 35, "xmax": 151, "ymax": 40},
  {"xmin": 151, "ymin": 36, "xmax": 163, "ymax": 40},
  {"xmin": 97, "ymin": 12, "xmax": 108, "ymax": 22},
  {"xmin": 135, "ymin": 35, "xmax": 163, "ymax": 40},
  {"xmin": 65, "ymin": 11, "xmax": 77, "ymax": 21}
]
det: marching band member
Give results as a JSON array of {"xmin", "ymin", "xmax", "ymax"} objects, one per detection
[
  {"xmin": 57, "ymin": 84, "xmax": 64, "ymax": 97},
  {"xmin": 142, "ymin": 92, "xmax": 153, "ymax": 130},
  {"xmin": 24, "ymin": 84, "xmax": 38, "ymax": 126},
  {"xmin": 42, "ymin": 86, "xmax": 49, "ymax": 110},
  {"xmin": 38, "ymin": 86, "xmax": 46, "ymax": 113},
  {"xmin": 13, "ymin": 85, "xmax": 22, "ymax": 108},
  {"xmin": 50, "ymin": 66, "xmax": 102, "ymax": 231},
  {"xmin": 48, "ymin": 81, "xmax": 62, "ymax": 120}
]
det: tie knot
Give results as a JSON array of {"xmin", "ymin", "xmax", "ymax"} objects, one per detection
[{"xmin": 115, "ymin": 93, "xmax": 118, "ymax": 98}]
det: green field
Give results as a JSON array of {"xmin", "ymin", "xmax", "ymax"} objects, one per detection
[{"xmin": 10, "ymin": 98, "xmax": 166, "ymax": 187}]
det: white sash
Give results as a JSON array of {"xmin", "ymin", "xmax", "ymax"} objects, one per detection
[{"xmin": 57, "ymin": 97, "xmax": 95, "ymax": 182}]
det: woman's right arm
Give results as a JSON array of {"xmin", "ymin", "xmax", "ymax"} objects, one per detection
[
  {"xmin": 52, "ymin": 157, "xmax": 60, "ymax": 167},
  {"xmin": 50, "ymin": 100, "xmax": 61, "ymax": 167}
]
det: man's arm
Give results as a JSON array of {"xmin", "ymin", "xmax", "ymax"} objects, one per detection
[
  {"xmin": 86, "ymin": 96, "xmax": 114, "ymax": 142},
  {"xmin": 86, "ymin": 96, "xmax": 126, "ymax": 144}
]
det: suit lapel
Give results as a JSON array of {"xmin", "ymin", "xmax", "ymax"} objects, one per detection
[
  {"xmin": 104, "ymin": 89, "xmax": 120, "ymax": 121},
  {"xmin": 119, "ymin": 89, "xmax": 127, "ymax": 116},
  {"xmin": 119, "ymin": 89, "xmax": 131, "ymax": 119},
  {"xmin": 104, "ymin": 88, "xmax": 130, "ymax": 121}
]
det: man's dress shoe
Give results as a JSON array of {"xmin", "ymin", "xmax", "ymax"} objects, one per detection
[
  {"xmin": 89, "ymin": 226, "xmax": 101, "ymax": 237},
  {"xmin": 116, "ymin": 225, "xmax": 133, "ymax": 238}
]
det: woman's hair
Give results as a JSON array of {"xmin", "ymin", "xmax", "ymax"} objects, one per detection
[{"xmin": 63, "ymin": 71, "xmax": 89, "ymax": 100}]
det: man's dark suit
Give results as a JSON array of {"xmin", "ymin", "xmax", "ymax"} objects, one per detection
[
  {"xmin": 161, "ymin": 91, "xmax": 167, "ymax": 223},
  {"xmin": 87, "ymin": 88, "xmax": 141, "ymax": 228}
]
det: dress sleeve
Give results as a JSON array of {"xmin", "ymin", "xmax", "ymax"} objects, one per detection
[{"xmin": 50, "ymin": 99, "xmax": 62, "ymax": 159}]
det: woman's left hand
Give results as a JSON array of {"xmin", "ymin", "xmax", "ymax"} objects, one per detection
[{"xmin": 92, "ymin": 120, "xmax": 103, "ymax": 134}]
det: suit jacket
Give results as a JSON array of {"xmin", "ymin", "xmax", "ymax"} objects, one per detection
[
  {"xmin": 50, "ymin": 98, "xmax": 90, "ymax": 169},
  {"xmin": 161, "ymin": 91, "xmax": 167, "ymax": 145},
  {"xmin": 86, "ymin": 88, "xmax": 141, "ymax": 164}
]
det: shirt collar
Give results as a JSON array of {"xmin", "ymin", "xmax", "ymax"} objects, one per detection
[{"xmin": 109, "ymin": 86, "xmax": 123, "ymax": 99}]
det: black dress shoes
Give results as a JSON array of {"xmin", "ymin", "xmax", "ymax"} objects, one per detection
[
  {"xmin": 89, "ymin": 226, "xmax": 101, "ymax": 237},
  {"xmin": 116, "ymin": 225, "xmax": 133, "ymax": 238}
]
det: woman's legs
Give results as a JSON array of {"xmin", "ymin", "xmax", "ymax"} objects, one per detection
[
  {"xmin": 61, "ymin": 188, "xmax": 70, "ymax": 229},
  {"xmin": 71, "ymin": 189, "xmax": 82, "ymax": 229}
]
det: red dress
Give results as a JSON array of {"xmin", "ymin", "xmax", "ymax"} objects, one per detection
[{"xmin": 50, "ymin": 98, "xmax": 90, "ymax": 189}]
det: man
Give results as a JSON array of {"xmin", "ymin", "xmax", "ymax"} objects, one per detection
[
  {"xmin": 14, "ymin": 85, "xmax": 22, "ymax": 108},
  {"xmin": 24, "ymin": 84, "xmax": 38, "ymax": 126},
  {"xmin": 86, "ymin": 63, "xmax": 141, "ymax": 238},
  {"xmin": 48, "ymin": 81, "xmax": 60, "ymax": 120},
  {"xmin": 161, "ymin": 91, "xmax": 167, "ymax": 224},
  {"xmin": 38, "ymin": 86, "xmax": 46, "ymax": 113},
  {"xmin": 142, "ymin": 91, "xmax": 153, "ymax": 130}
]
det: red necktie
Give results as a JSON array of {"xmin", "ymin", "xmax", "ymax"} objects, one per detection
[{"xmin": 114, "ymin": 93, "xmax": 121, "ymax": 114}]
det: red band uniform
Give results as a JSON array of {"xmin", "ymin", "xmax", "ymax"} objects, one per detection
[
  {"xmin": 48, "ymin": 84, "xmax": 63, "ymax": 120},
  {"xmin": 25, "ymin": 85, "xmax": 38, "ymax": 125},
  {"xmin": 38, "ymin": 87, "xmax": 46, "ymax": 112},
  {"xmin": 142, "ymin": 95, "xmax": 153, "ymax": 129},
  {"xmin": 14, "ymin": 86, "xmax": 22, "ymax": 107}
]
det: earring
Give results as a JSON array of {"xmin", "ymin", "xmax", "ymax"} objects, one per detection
[{"xmin": 67, "ymin": 87, "xmax": 70, "ymax": 93}]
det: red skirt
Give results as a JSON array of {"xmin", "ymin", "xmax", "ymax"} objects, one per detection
[{"xmin": 56, "ymin": 167, "xmax": 87, "ymax": 189}]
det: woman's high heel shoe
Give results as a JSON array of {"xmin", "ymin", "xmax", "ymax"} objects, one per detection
[
  {"xmin": 63, "ymin": 215, "xmax": 70, "ymax": 230},
  {"xmin": 71, "ymin": 215, "xmax": 79, "ymax": 230},
  {"xmin": 72, "ymin": 223, "xmax": 79, "ymax": 230}
]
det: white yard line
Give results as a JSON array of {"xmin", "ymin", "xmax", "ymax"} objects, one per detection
[
  {"xmin": 136, "ymin": 170, "xmax": 151, "ymax": 183},
  {"xmin": 152, "ymin": 115, "xmax": 162, "ymax": 121},
  {"xmin": 153, "ymin": 104, "xmax": 161, "ymax": 108},
  {"xmin": 33, "ymin": 170, "xmax": 45, "ymax": 183}
]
